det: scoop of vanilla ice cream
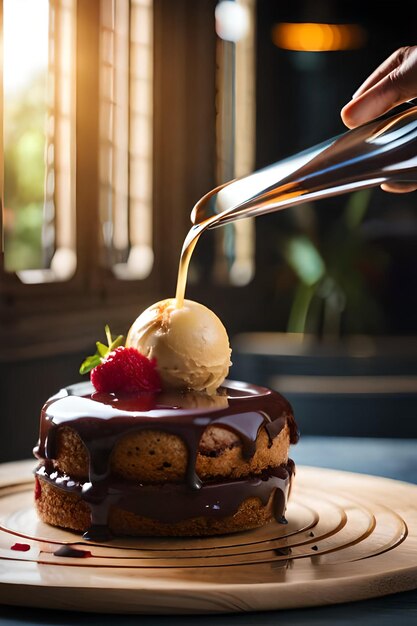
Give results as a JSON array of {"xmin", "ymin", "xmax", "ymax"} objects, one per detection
[{"xmin": 126, "ymin": 299, "xmax": 231, "ymax": 395}]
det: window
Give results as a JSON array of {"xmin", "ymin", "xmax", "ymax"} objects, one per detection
[{"xmin": 3, "ymin": 0, "xmax": 155, "ymax": 285}]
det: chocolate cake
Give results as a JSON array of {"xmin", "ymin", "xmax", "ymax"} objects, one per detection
[{"xmin": 34, "ymin": 380, "xmax": 298, "ymax": 538}]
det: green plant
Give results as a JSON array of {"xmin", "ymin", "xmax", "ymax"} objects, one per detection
[{"xmin": 282, "ymin": 190, "xmax": 387, "ymax": 336}]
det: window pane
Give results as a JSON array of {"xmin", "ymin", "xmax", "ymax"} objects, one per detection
[
  {"xmin": 3, "ymin": 0, "xmax": 77, "ymax": 283},
  {"xmin": 99, "ymin": 0, "xmax": 154, "ymax": 280},
  {"xmin": 3, "ymin": 0, "xmax": 49, "ymax": 271}
]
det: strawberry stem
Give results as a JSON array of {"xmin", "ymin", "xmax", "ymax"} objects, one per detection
[
  {"xmin": 79, "ymin": 326, "xmax": 124, "ymax": 375},
  {"xmin": 105, "ymin": 324, "xmax": 113, "ymax": 347}
]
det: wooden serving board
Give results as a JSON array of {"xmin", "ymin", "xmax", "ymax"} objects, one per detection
[{"xmin": 0, "ymin": 460, "xmax": 416, "ymax": 614}]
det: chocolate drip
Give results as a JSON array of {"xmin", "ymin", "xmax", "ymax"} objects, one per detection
[
  {"xmin": 54, "ymin": 546, "xmax": 92, "ymax": 558},
  {"xmin": 174, "ymin": 425, "xmax": 203, "ymax": 490},
  {"xmin": 82, "ymin": 525, "xmax": 112, "ymax": 542},
  {"xmin": 215, "ymin": 412, "xmax": 265, "ymax": 459},
  {"xmin": 34, "ymin": 380, "xmax": 298, "ymax": 537}
]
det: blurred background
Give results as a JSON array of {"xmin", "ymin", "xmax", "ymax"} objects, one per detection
[{"xmin": 0, "ymin": 0, "xmax": 417, "ymax": 462}]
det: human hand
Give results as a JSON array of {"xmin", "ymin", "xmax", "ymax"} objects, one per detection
[{"xmin": 341, "ymin": 45, "xmax": 417, "ymax": 193}]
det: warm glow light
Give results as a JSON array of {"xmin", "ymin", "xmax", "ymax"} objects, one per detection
[
  {"xmin": 215, "ymin": 0, "xmax": 250, "ymax": 42},
  {"xmin": 272, "ymin": 22, "xmax": 367, "ymax": 52},
  {"xmin": 4, "ymin": 0, "xmax": 49, "ymax": 94}
]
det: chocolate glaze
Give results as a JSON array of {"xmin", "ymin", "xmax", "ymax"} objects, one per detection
[
  {"xmin": 34, "ymin": 380, "xmax": 298, "ymax": 539},
  {"xmin": 37, "ymin": 462, "xmax": 293, "ymax": 529}
]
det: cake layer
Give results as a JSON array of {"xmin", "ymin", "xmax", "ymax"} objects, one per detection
[
  {"xmin": 35, "ymin": 381, "xmax": 297, "ymax": 488},
  {"xmin": 52, "ymin": 423, "xmax": 291, "ymax": 482},
  {"xmin": 35, "ymin": 462, "xmax": 293, "ymax": 537}
]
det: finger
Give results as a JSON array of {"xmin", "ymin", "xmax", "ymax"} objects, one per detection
[
  {"xmin": 351, "ymin": 47, "xmax": 408, "ymax": 99},
  {"xmin": 341, "ymin": 46, "xmax": 417, "ymax": 128},
  {"xmin": 381, "ymin": 182, "xmax": 417, "ymax": 193},
  {"xmin": 340, "ymin": 73, "xmax": 411, "ymax": 128}
]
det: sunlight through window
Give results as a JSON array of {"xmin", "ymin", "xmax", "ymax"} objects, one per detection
[{"xmin": 3, "ymin": 0, "xmax": 77, "ymax": 282}]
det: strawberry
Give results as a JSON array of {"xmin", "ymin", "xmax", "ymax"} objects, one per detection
[
  {"xmin": 80, "ymin": 326, "xmax": 161, "ymax": 393},
  {"xmin": 91, "ymin": 347, "xmax": 160, "ymax": 393}
]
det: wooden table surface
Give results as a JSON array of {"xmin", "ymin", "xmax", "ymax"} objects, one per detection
[{"xmin": 2, "ymin": 436, "xmax": 417, "ymax": 626}]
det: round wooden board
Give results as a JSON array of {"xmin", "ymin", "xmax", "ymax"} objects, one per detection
[{"xmin": 0, "ymin": 460, "xmax": 417, "ymax": 614}]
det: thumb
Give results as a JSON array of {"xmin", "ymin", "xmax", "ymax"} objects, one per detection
[
  {"xmin": 341, "ymin": 73, "xmax": 409, "ymax": 129},
  {"xmin": 341, "ymin": 46, "xmax": 417, "ymax": 129}
]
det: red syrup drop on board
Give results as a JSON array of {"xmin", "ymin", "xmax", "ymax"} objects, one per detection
[
  {"xmin": 11, "ymin": 543, "xmax": 30, "ymax": 552},
  {"xmin": 34, "ymin": 477, "xmax": 41, "ymax": 500}
]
